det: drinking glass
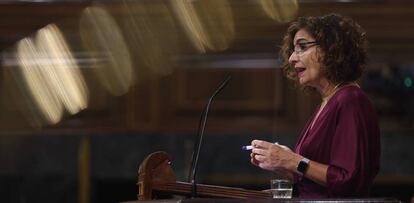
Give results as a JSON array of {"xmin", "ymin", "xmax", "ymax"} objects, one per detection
[{"xmin": 270, "ymin": 179, "xmax": 292, "ymax": 199}]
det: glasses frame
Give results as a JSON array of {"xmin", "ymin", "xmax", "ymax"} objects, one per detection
[{"xmin": 292, "ymin": 41, "xmax": 318, "ymax": 55}]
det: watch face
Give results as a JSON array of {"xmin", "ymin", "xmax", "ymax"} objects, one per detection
[{"xmin": 297, "ymin": 159, "xmax": 309, "ymax": 174}]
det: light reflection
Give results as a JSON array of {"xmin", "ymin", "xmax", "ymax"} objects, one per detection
[
  {"xmin": 171, "ymin": 0, "xmax": 235, "ymax": 52},
  {"xmin": 16, "ymin": 38, "xmax": 64, "ymax": 125},
  {"xmin": 119, "ymin": 0, "xmax": 177, "ymax": 76},
  {"xmin": 80, "ymin": 6, "xmax": 135, "ymax": 96},
  {"xmin": 12, "ymin": 24, "xmax": 89, "ymax": 126},
  {"xmin": 258, "ymin": 0, "xmax": 298, "ymax": 23},
  {"xmin": 36, "ymin": 24, "xmax": 89, "ymax": 115}
]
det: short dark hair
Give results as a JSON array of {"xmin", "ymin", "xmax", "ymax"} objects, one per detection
[{"xmin": 280, "ymin": 13, "xmax": 368, "ymax": 84}]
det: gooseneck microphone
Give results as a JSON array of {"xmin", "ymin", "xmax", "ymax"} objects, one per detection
[{"xmin": 188, "ymin": 75, "xmax": 232, "ymax": 198}]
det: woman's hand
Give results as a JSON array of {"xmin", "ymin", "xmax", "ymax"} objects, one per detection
[
  {"xmin": 250, "ymin": 139, "xmax": 329, "ymax": 186},
  {"xmin": 250, "ymin": 139, "xmax": 301, "ymax": 173}
]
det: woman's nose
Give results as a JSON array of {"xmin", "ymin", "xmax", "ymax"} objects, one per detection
[{"xmin": 288, "ymin": 52, "xmax": 298, "ymax": 64}]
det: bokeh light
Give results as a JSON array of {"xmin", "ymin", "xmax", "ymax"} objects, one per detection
[
  {"xmin": 171, "ymin": 0, "xmax": 235, "ymax": 52},
  {"xmin": 12, "ymin": 24, "xmax": 89, "ymax": 126},
  {"xmin": 258, "ymin": 0, "xmax": 298, "ymax": 23},
  {"xmin": 80, "ymin": 6, "xmax": 135, "ymax": 96}
]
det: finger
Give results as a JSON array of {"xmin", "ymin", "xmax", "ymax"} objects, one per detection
[
  {"xmin": 251, "ymin": 153, "xmax": 260, "ymax": 161},
  {"xmin": 250, "ymin": 153, "xmax": 260, "ymax": 165},
  {"xmin": 251, "ymin": 148, "xmax": 266, "ymax": 155},
  {"xmin": 251, "ymin": 140, "xmax": 260, "ymax": 147},
  {"xmin": 250, "ymin": 153, "xmax": 255, "ymax": 158},
  {"xmin": 252, "ymin": 140, "xmax": 273, "ymax": 149},
  {"xmin": 254, "ymin": 154, "xmax": 266, "ymax": 162},
  {"xmin": 251, "ymin": 158, "xmax": 259, "ymax": 166}
]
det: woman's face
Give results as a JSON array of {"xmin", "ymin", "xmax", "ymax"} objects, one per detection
[{"xmin": 288, "ymin": 29, "xmax": 326, "ymax": 88}]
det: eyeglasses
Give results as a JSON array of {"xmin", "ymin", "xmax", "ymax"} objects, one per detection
[{"xmin": 292, "ymin": 41, "xmax": 318, "ymax": 55}]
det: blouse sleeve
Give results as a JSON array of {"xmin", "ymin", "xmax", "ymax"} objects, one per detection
[{"xmin": 326, "ymin": 94, "xmax": 374, "ymax": 196}]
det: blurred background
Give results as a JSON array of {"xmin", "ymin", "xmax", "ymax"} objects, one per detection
[{"xmin": 0, "ymin": 0, "xmax": 413, "ymax": 202}]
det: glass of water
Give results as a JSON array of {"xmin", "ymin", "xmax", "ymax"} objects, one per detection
[{"xmin": 270, "ymin": 179, "xmax": 292, "ymax": 199}]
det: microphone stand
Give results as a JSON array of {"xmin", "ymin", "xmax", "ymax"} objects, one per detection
[{"xmin": 188, "ymin": 75, "xmax": 232, "ymax": 198}]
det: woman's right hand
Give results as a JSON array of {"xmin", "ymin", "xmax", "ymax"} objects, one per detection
[{"xmin": 250, "ymin": 139, "xmax": 302, "ymax": 174}]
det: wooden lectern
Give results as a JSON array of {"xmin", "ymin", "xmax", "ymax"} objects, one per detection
[
  {"xmin": 137, "ymin": 151, "xmax": 272, "ymax": 200},
  {"xmin": 135, "ymin": 151, "xmax": 401, "ymax": 203}
]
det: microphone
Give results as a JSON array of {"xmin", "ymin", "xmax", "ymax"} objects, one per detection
[{"xmin": 188, "ymin": 75, "xmax": 232, "ymax": 198}]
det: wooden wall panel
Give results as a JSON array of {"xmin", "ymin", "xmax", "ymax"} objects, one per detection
[{"xmin": 1, "ymin": 1, "xmax": 413, "ymax": 132}]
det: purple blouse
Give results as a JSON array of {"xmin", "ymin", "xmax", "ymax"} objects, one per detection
[{"xmin": 293, "ymin": 86, "xmax": 381, "ymax": 198}]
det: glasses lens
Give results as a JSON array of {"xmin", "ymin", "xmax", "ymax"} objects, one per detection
[{"xmin": 293, "ymin": 42, "xmax": 316, "ymax": 54}]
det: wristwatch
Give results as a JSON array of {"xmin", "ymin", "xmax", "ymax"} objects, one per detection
[{"xmin": 296, "ymin": 157, "xmax": 310, "ymax": 176}]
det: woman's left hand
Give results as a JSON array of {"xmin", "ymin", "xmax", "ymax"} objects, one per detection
[{"xmin": 250, "ymin": 139, "xmax": 300, "ymax": 173}]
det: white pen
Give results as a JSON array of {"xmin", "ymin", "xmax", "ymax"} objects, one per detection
[{"xmin": 241, "ymin": 142, "xmax": 278, "ymax": 150}]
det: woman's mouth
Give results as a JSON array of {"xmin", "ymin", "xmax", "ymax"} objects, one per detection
[{"xmin": 296, "ymin": 67, "xmax": 306, "ymax": 77}]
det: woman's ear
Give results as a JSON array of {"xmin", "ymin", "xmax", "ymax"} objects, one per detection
[{"xmin": 314, "ymin": 47, "xmax": 325, "ymax": 64}]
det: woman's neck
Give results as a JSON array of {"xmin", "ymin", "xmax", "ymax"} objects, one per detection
[
  {"xmin": 322, "ymin": 83, "xmax": 343, "ymax": 101},
  {"xmin": 320, "ymin": 81, "xmax": 360, "ymax": 102},
  {"xmin": 314, "ymin": 80, "xmax": 344, "ymax": 102}
]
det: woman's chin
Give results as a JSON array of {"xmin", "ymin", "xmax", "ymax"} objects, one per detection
[{"xmin": 298, "ymin": 78, "xmax": 308, "ymax": 85}]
